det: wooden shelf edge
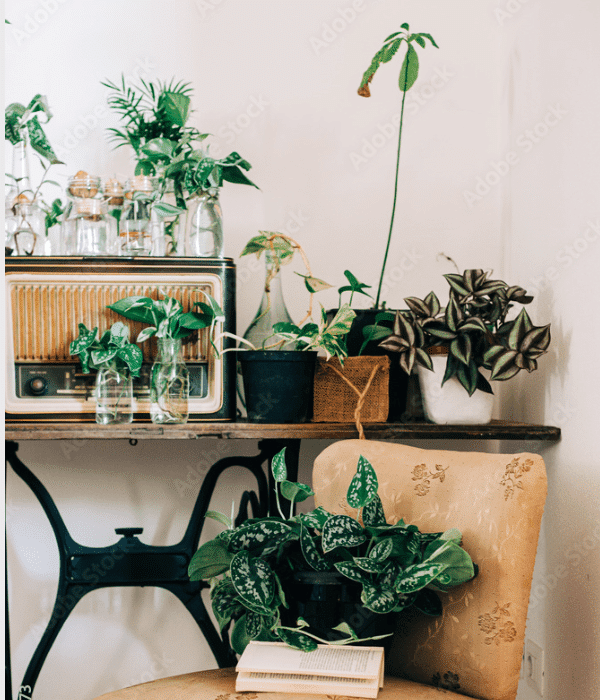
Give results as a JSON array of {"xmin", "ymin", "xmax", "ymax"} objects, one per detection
[{"xmin": 4, "ymin": 420, "xmax": 561, "ymax": 442}]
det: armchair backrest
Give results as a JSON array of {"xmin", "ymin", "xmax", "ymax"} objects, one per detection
[{"xmin": 313, "ymin": 440, "xmax": 547, "ymax": 700}]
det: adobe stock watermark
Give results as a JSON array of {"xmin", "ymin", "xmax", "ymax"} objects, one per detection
[
  {"xmin": 53, "ymin": 57, "xmax": 157, "ymax": 161},
  {"xmin": 193, "ymin": 0, "xmax": 226, "ymax": 21},
  {"xmin": 215, "ymin": 95, "xmax": 270, "ymax": 147},
  {"xmin": 309, "ymin": 0, "xmax": 366, "ymax": 55},
  {"xmin": 376, "ymin": 247, "xmax": 424, "ymax": 301},
  {"xmin": 349, "ymin": 66, "xmax": 454, "ymax": 171},
  {"xmin": 525, "ymin": 219, "xmax": 600, "ymax": 297},
  {"xmin": 9, "ymin": 0, "xmax": 69, "ymax": 46},
  {"xmin": 529, "ymin": 522, "xmax": 600, "ymax": 609},
  {"xmin": 463, "ymin": 103, "xmax": 568, "ymax": 208},
  {"xmin": 494, "ymin": 0, "xmax": 534, "ymax": 26}
]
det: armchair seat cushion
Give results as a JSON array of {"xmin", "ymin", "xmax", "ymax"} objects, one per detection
[{"xmin": 93, "ymin": 667, "xmax": 467, "ymax": 699}]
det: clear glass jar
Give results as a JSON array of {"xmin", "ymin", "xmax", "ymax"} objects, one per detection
[
  {"xmin": 95, "ymin": 368, "xmax": 133, "ymax": 424},
  {"xmin": 72, "ymin": 199, "xmax": 107, "ymax": 255},
  {"xmin": 62, "ymin": 173, "xmax": 103, "ymax": 255},
  {"xmin": 8, "ymin": 197, "xmax": 46, "ymax": 256},
  {"xmin": 103, "ymin": 178, "xmax": 124, "ymax": 256},
  {"xmin": 121, "ymin": 176, "xmax": 157, "ymax": 256},
  {"xmin": 185, "ymin": 189, "xmax": 223, "ymax": 257},
  {"xmin": 243, "ymin": 251, "xmax": 294, "ymax": 349},
  {"xmin": 150, "ymin": 338, "xmax": 189, "ymax": 424}
]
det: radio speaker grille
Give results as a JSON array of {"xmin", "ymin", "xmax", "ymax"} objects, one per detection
[{"xmin": 10, "ymin": 282, "xmax": 212, "ymax": 363}]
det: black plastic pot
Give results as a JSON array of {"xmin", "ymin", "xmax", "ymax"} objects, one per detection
[
  {"xmin": 239, "ymin": 350, "xmax": 317, "ymax": 423},
  {"xmin": 282, "ymin": 571, "xmax": 396, "ymax": 650},
  {"xmin": 328, "ymin": 308, "xmax": 410, "ymax": 421}
]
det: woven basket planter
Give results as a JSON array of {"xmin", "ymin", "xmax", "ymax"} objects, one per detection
[{"xmin": 313, "ymin": 356, "xmax": 390, "ymax": 424}]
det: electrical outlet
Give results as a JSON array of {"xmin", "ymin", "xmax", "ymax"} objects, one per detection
[{"xmin": 524, "ymin": 638, "xmax": 544, "ymax": 695}]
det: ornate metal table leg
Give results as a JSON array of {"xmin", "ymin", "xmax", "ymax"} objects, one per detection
[{"xmin": 5, "ymin": 437, "xmax": 301, "ymax": 697}]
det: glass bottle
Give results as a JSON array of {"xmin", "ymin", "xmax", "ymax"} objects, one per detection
[
  {"xmin": 103, "ymin": 178, "xmax": 124, "ymax": 255},
  {"xmin": 121, "ymin": 175, "xmax": 156, "ymax": 256},
  {"xmin": 9, "ymin": 196, "xmax": 46, "ymax": 256},
  {"xmin": 73, "ymin": 199, "xmax": 107, "ymax": 255},
  {"xmin": 150, "ymin": 338, "xmax": 190, "ymax": 424},
  {"xmin": 242, "ymin": 251, "xmax": 294, "ymax": 349},
  {"xmin": 62, "ymin": 173, "xmax": 103, "ymax": 255},
  {"xmin": 185, "ymin": 188, "xmax": 223, "ymax": 257},
  {"xmin": 95, "ymin": 368, "xmax": 133, "ymax": 424},
  {"xmin": 6, "ymin": 137, "xmax": 32, "ymax": 208}
]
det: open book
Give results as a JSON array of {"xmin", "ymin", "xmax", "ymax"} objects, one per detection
[{"xmin": 236, "ymin": 641, "xmax": 385, "ymax": 698}]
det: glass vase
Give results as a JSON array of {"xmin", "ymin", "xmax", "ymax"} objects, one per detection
[
  {"xmin": 185, "ymin": 189, "xmax": 223, "ymax": 257},
  {"xmin": 95, "ymin": 369, "xmax": 133, "ymax": 424},
  {"xmin": 150, "ymin": 338, "xmax": 190, "ymax": 424},
  {"xmin": 242, "ymin": 251, "xmax": 294, "ymax": 349}
]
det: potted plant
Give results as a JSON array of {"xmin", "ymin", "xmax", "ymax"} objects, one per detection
[
  {"xmin": 5, "ymin": 94, "xmax": 64, "ymax": 255},
  {"xmin": 102, "ymin": 75, "xmax": 258, "ymax": 256},
  {"xmin": 189, "ymin": 448, "xmax": 477, "ymax": 654},
  {"xmin": 107, "ymin": 291, "xmax": 224, "ymax": 424},
  {"xmin": 366, "ymin": 269, "xmax": 552, "ymax": 424},
  {"xmin": 223, "ymin": 231, "xmax": 356, "ymax": 422},
  {"xmin": 69, "ymin": 321, "xmax": 143, "ymax": 424}
]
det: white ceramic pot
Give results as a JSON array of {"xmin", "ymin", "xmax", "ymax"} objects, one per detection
[{"xmin": 417, "ymin": 354, "xmax": 494, "ymax": 425}]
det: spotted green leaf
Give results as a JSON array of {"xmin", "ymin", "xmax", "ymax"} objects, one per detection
[
  {"xmin": 334, "ymin": 561, "xmax": 372, "ymax": 584},
  {"xmin": 301, "ymin": 523, "xmax": 331, "ymax": 572},
  {"xmin": 228, "ymin": 520, "xmax": 296, "ymax": 555},
  {"xmin": 352, "ymin": 557, "xmax": 389, "ymax": 574},
  {"xmin": 211, "ymin": 579, "xmax": 243, "ymax": 630},
  {"xmin": 347, "ymin": 455, "xmax": 379, "ymax": 509},
  {"xmin": 276, "ymin": 627, "xmax": 318, "ymax": 652},
  {"xmin": 362, "ymin": 494, "xmax": 386, "ymax": 526},
  {"xmin": 230, "ymin": 551, "xmax": 275, "ymax": 614},
  {"xmin": 280, "ymin": 480, "xmax": 314, "ymax": 503},
  {"xmin": 322, "ymin": 514, "xmax": 366, "ymax": 553},
  {"xmin": 271, "ymin": 448, "xmax": 287, "ymax": 482},
  {"xmin": 369, "ymin": 537, "xmax": 394, "ymax": 562},
  {"xmin": 299, "ymin": 506, "xmax": 330, "ymax": 530},
  {"xmin": 361, "ymin": 584, "xmax": 398, "ymax": 614},
  {"xmin": 395, "ymin": 562, "xmax": 448, "ymax": 594}
]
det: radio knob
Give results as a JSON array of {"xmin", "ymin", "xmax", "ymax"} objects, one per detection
[{"xmin": 28, "ymin": 376, "xmax": 48, "ymax": 396}]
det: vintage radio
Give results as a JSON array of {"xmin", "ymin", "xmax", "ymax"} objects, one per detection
[{"xmin": 5, "ymin": 257, "xmax": 236, "ymax": 422}]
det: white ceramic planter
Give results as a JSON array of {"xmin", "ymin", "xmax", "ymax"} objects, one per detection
[{"xmin": 417, "ymin": 355, "xmax": 494, "ymax": 425}]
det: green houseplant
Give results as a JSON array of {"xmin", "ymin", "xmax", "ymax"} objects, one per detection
[
  {"xmin": 365, "ymin": 269, "xmax": 551, "ymax": 423},
  {"xmin": 222, "ymin": 232, "xmax": 356, "ymax": 422},
  {"xmin": 189, "ymin": 448, "xmax": 477, "ymax": 654},
  {"xmin": 5, "ymin": 94, "xmax": 64, "ymax": 255},
  {"xmin": 102, "ymin": 75, "xmax": 258, "ymax": 255},
  {"xmin": 69, "ymin": 321, "xmax": 143, "ymax": 424},
  {"xmin": 107, "ymin": 291, "xmax": 224, "ymax": 424}
]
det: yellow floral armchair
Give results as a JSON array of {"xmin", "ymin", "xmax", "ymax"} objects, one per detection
[{"xmin": 94, "ymin": 440, "xmax": 546, "ymax": 700}]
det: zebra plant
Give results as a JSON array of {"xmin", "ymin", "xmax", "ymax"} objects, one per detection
[
  {"xmin": 363, "ymin": 269, "xmax": 551, "ymax": 395},
  {"xmin": 189, "ymin": 449, "xmax": 476, "ymax": 654}
]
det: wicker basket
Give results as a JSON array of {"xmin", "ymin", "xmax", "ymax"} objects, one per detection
[{"xmin": 313, "ymin": 356, "xmax": 390, "ymax": 423}]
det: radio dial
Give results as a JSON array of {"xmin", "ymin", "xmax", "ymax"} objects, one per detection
[{"xmin": 28, "ymin": 377, "xmax": 48, "ymax": 396}]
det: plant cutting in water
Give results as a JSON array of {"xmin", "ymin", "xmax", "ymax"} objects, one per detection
[
  {"xmin": 69, "ymin": 322, "xmax": 143, "ymax": 421},
  {"xmin": 189, "ymin": 448, "xmax": 477, "ymax": 654},
  {"xmin": 221, "ymin": 231, "xmax": 356, "ymax": 361}
]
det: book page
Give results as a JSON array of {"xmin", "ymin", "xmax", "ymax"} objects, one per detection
[{"xmin": 237, "ymin": 642, "xmax": 384, "ymax": 679}]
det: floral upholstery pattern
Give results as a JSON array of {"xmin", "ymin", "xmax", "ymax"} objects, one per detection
[{"xmin": 312, "ymin": 440, "xmax": 547, "ymax": 700}]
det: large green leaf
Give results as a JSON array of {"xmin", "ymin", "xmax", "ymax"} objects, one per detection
[
  {"xmin": 211, "ymin": 578, "xmax": 243, "ymax": 630},
  {"xmin": 300, "ymin": 523, "xmax": 331, "ymax": 572},
  {"xmin": 362, "ymin": 494, "xmax": 386, "ymax": 526},
  {"xmin": 26, "ymin": 115, "xmax": 63, "ymax": 164},
  {"xmin": 280, "ymin": 480, "xmax": 314, "ymax": 503},
  {"xmin": 395, "ymin": 561, "xmax": 448, "ymax": 594},
  {"xmin": 398, "ymin": 43, "xmax": 419, "ymax": 92},
  {"xmin": 158, "ymin": 91, "xmax": 190, "ymax": 127},
  {"xmin": 346, "ymin": 455, "xmax": 379, "ymax": 509},
  {"xmin": 228, "ymin": 520, "xmax": 296, "ymax": 555},
  {"xmin": 361, "ymin": 584, "xmax": 398, "ymax": 614},
  {"xmin": 107, "ymin": 297, "xmax": 157, "ymax": 325},
  {"xmin": 116, "ymin": 344, "xmax": 143, "ymax": 377},
  {"xmin": 334, "ymin": 560, "xmax": 372, "ymax": 584},
  {"xmin": 322, "ymin": 514, "xmax": 366, "ymax": 553},
  {"xmin": 271, "ymin": 448, "xmax": 287, "ymax": 482},
  {"xmin": 230, "ymin": 551, "xmax": 275, "ymax": 614},
  {"xmin": 299, "ymin": 506, "xmax": 330, "ymax": 530},
  {"xmin": 188, "ymin": 539, "xmax": 233, "ymax": 580}
]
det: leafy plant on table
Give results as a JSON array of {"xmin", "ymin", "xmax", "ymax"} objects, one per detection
[
  {"xmin": 220, "ymin": 231, "xmax": 356, "ymax": 361},
  {"xmin": 102, "ymin": 76, "xmax": 258, "ymax": 251},
  {"xmin": 189, "ymin": 448, "xmax": 477, "ymax": 654},
  {"xmin": 358, "ymin": 23, "xmax": 438, "ymax": 309},
  {"xmin": 364, "ymin": 269, "xmax": 551, "ymax": 395}
]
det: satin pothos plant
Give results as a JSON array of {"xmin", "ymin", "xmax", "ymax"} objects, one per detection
[
  {"xmin": 363, "ymin": 269, "xmax": 551, "ymax": 395},
  {"xmin": 189, "ymin": 449, "xmax": 477, "ymax": 654}
]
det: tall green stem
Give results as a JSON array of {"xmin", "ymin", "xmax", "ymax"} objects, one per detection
[{"xmin": 374, "ymin": 81, "xmax": 409, "ymax": 309}]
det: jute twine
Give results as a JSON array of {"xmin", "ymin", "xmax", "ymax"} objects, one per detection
[{"xmin": 324, "ymin": 362, "xmax": 381, "ymax": 440}]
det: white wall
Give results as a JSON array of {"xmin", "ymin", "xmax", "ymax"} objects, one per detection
[
  {"xmin": 5, "ymin": 1, "xmax": 598, "ymax": 699},
  {"xmin": 499, "ymin": 1, "xmax": 600, "ymax": 699}
]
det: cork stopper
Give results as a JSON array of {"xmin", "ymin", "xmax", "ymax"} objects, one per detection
[
  {"xmin": 104, "ymin": 178, "xmax": 124, "ymax": 206},
  {"xmin": 69, "ymin": 171, "xmax": 100, "ymax": 198},
  {"xmin": 13, "ymin": 193, "xmax": 31, "ymax": 206}
]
